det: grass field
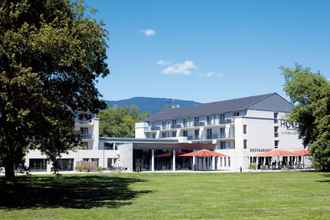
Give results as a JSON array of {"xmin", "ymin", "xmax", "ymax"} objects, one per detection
[{"xmin": 0, "ymin": 172, "xmax": 330, "ymax": 220}]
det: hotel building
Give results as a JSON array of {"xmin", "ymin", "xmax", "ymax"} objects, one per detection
[
  {"xmin": 24, "ymin": 93, "xmax": 308, "ymax": 172},
  {"xmin": 135, "ymin": 93, "xmax": 306, "ymax": 170}
]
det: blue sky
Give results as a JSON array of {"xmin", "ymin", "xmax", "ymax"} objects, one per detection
[{"xmin": 86, "ymin": 0, "xmax": 330, "ymax": 103}]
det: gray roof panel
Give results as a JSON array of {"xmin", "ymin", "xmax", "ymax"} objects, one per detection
[{"xmin": 147, "ymin": 93, "xmax": 287, "ymax": 122}]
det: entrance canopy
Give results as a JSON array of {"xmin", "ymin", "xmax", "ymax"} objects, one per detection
[
  {"xmin": 256, "ymin": 149, "xmax": 294, "ymax": 157},
  {"xmin": 179, "ymin": 149, "xmax": 226, "ymax": 158},
  {"xmin": 155, "ymin": 152, "xmax": 185, "ymax": 158}
]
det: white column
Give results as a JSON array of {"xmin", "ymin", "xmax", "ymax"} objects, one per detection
[
  {"xmin": 172, "ymin": 149, "xmax": 176, "ymax": 171},
  {"xmin": 151, "ymin": 149, "xmax": 155, "ymax": 171},
  {"xmin": 256, "ymin": 156, "xmax": 258, "ymax": 170},
  {"xmin": 192, "ymin": 156, "xmax": 196, "ymax": 171},
  {"xmin": 212, "ymin": 157, "xmax": 215, "ymax": 170},
  {"xmin": 47, "ymin": 160, "xmax": 53, "ymax": 173}
]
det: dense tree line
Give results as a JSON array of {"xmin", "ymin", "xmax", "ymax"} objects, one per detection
[{"xmin": 98, "ymin": 107, "xmax": 148, "ymax": 138}]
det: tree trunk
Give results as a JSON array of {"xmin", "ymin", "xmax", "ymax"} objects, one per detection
[{"xmin": 5, "ymin": 160, "xmax": 15, "ymax": 178}]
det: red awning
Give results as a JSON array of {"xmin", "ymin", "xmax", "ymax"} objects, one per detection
[
  {"xmin": 256, "ymin": 149, "xmax": 295, "ymax": 157},
  {"xmin": 179, "ymin": 149, "xmax": 226, "ymax": 158},
  {"xmin": 291, "ymin": 148, "xmax": 310, "ymax": 156}
]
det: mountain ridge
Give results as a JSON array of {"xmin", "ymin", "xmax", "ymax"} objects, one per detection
[{"xmin": 105, "ymin": 97, "xmax": 200, "ymax": 113}]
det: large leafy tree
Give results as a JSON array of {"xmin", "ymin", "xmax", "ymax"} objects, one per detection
[
  {"xmin": 0, "ymin": 0, "xmax": 109, "ymax": 177},
  {"xmin": 282, "ymin": 65, "xmax": 330, "ymax": 171},
  {"xmin": 98, "ymin": 107, "xmax": 148, "ymax": 138}
]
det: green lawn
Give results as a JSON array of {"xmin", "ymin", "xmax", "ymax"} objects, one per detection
[{"xmin": 1, "ymin": 172, "xmax": 330, "ymax": 220}]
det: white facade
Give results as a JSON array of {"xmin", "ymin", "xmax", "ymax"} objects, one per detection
[
  {"xmin": 135, "ymin": 95, "xmax": 306, "ymax": 171},
  {"xmin": 24, "ymin": 93, "xmax": 309, "ymax": 173},
  {"xmin": 25, "ymin": 112, "xmax": 122, "ymax": 172}
]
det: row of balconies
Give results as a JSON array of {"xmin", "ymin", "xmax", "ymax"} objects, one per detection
[
  {"xmin": 186, "ymin": 134, "xmax": 232, "ymax": 140},
  {"xmin": 150, "ymin": 118, "xmax": 233, "ymax": 131}
]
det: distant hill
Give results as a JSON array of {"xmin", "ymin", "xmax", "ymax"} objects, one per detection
[{"xmin": 106, "ymin": 97, "xmax": 200, "ymax": 113}]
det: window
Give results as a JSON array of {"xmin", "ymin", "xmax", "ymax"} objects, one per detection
[
  {"xmin": 219, "ymin": 114, "xmax": 225, "ymax": 123},
  {"xmin": 80, "ymin": 127, "xmax": 89, "ymax": 138},
  {"xmin": 274, "ymin": 112, "xmax": 278, "ymax": 124},
  {"xmin": 104, "ymin": 142, "xmax": 114, "ymax": 150},
  {"xmin": 206, "ymin": 128, "xmax": 212, "ymax": 139},
  {"xmin": 274, "ymin": 126, "xmax": 279, "ymax": 137},
  {"xmin": 161, "ymin": 131, "xmax": 167, "ymax": 138},
  {"xmin": 233, "ymin": 112, "xmax": 240, "ymax": 116},
  {"xmin": 194, "ymin": 116, "xmax": 199, "ymax": 126},
  {"xmin": 243, "ymin": 124, "xmax": 247, "ymax": 134},
  {"xmin": 171, "ymin": 120, "xmax": 177, "ymax": 128},
  {"xmin": 91, "ymin": 158, "xmax": 99, "ymax": 167},
  {"xmin": 220, "ymin": 157, "xmax": 223, "ymax": 167},
  {"xmin": 274, "ymin": 140, "xmax": 279, "ymax": 148},
  {"xmin": 55, "ymin": 159, "xmax": 74, "ymax": 171},
  {"xmin": 243, "ymin": 139, "xmax": 248, "ymax": 149},
  {"xmin": 172, "ymin": 131, "xmax": 177, "ymax": 137},
  {"xmin": 107, "ymin": 158, "xmax": 114, "ymax": 168},
  {"xmin": 219, "ymin": 127, "xmax": 225, "ymax": 138},
  {"xmin": 183, "ymin": 119, "xmax": 187, "ymax": 127},
  {"xmin": 183, "ymin": 130, "xmax": 188, "ymax": 137},
  {"xmin": 206, "ymin": 115, "xmax": 211, "ymax": 125},
  {"xmin": 29, "ymin": 159, "xmax": 47, "ymax": 171},
  {"xmin": 194, "ymin": 129, "xmax": 199, "ymax": 139},
  {"xmin": 107, "ymin": 158, "xmax": 117, "ymax": 168},
  {"xmin": 224, "ymin": 157, "xmax": 227, "ymax": 166},
  {"xmin": 228, "ymin": 157, "xmax": 231, "ymax": 167},
  {"xmin": 162, "ymin": 121, "xmax": 166, "ymax": 129},
  {"xmin": 220, "ymin": 141, "xmax": 226, "ymax": 149}
]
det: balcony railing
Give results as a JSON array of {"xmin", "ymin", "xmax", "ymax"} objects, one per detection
[
  {"xmin": 206, "ymin": 134, "xmax": 230, "ymax": 139},
  {"xmin": 80, "ymin": 134, "xmax": 92, "ymax": 139},
  {"xmin": 187, "ymin": 136, "xmax": 200, "ymax": 140},
  {"xmin": 77, "ymin": 119, "xmax": 93, "ymax": 124},
  {"xmin": 170, "ymin": 124, "xmax": 182, "ymax": 129},
  {"xmin": 150, "ymin": 126, "xmax": 161, "ymax": 131},
  {"xmin": 194, "ymin": 121, "xmax": 205, "ymax": 127}
]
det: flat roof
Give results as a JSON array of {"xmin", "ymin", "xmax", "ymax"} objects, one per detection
[{"xmin": 99, "ymin": 137, "xmax": 215, "ymax": 150}]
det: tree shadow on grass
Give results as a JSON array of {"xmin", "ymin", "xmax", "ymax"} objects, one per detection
[
  {"xmin": 316, "ymin": 173, "xmax": 330, "ymax": 183},
  {"xmin": 0, "ymin": 175, "xmax": 151, "ymax": 209}
]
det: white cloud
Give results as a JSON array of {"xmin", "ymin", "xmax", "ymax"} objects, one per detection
[
  {"xmin": 157, "ymin": 59, "xmax": 170, "ymax": 66},
  {"xmin": 141, "ymin": 29, "xmax": 156, "ymax": 37},
  {"xmin": 202, "ymin": 72, "xmax": 224, "ymax": 78},
  {"xmin": 162, "ymin": 60, "xmax": 197, "ymax": 75}
]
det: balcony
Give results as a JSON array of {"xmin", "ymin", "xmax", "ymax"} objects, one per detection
[
  {"xmin": 206, "ymin": 134, "xmax": 231, "ymax": 140},
  {"xmin": 80, "ymin": 134, "xmax": 92, "ymax": 140},
  {"xmin": 187, "ymin": 136, "xmax": 200, "ymax": 140},
  {"xmin": 150, "ymin": 126, "xmax": 161, "ymax": 131},
  {"xmin": 193, "ymin": 121, "xmax": 205, "ymax": 127},
  {"xmin": 170, "ymin": 124, "xmax": 182, "ymax": 129},
  {"xmin": 219, "ymin": 118, "xmax": 233, "ymax": 124}
]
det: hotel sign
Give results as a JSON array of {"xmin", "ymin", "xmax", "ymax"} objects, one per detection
[
  {"xmin": 279, "ymin": 119, "xmax": 299, "ymax": 135},
  {"xmin": 279, "ymin": 119, "xmax": 298, "ymax": 130}
]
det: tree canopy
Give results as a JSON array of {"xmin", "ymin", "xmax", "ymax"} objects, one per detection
[
  {"xmin": 98, "ymin": 107, "xmax": 148, "ymax": 138},
  {"xmin": 282, "ymin": 65, "xmax": 330, "ymax": 171},
  {"xmin": 0, "ymin": 0, "xmax": 109, "ymax": 177}
]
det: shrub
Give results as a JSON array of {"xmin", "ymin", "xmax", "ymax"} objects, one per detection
[{"xmin": 75, "ymin": 161, "xmax": 97, "ymax": 172}]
